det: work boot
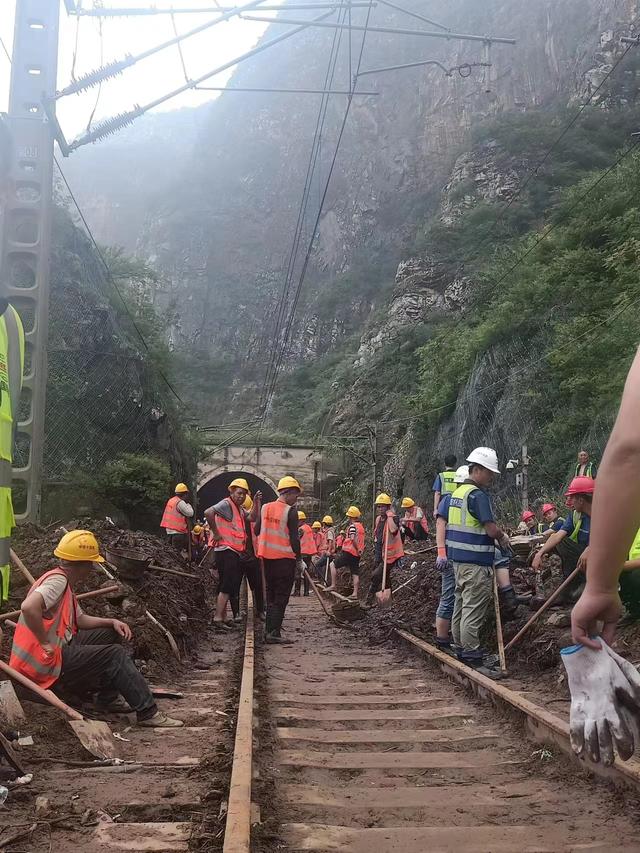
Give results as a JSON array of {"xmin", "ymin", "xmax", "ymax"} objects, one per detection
[
  {"xmin": 95, "ymin": 695, "xmax": 132, "ymax": 714},
  {"xmin": 498, "ymin": 586, "xmax": 519, "ymax": 619},
  {"xmin": 213, "ymin": 619, "xmax": 234, "ymax": 632},
  {"xmin": 137, "ymin": 712, "xmax": 184, "ymax": 728},
  {"xmin": 293, "ymin": 579, "xmax": 301, "ymax": 596},
  {"xmin": 303, "ymin": 576, "xmax": 310, "ymax": 596}
]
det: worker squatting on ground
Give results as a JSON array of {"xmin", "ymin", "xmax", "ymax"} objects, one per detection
[
  {"xmin": 9, "ymin": 530, "xmax": 182, "ymax": 727},
  {"xmin": 432, "ymin": 454, "xmax": 458, "ymax": 519},
  {"xmin": 295, "ymin": 511, "xmax": 316, "ymax": 596},
  {"xmin": 538, "ymin": 503, "xmax": 565, "ymax": 536},
  {"xmin": 532, "ymin": 475, "xmax": 593, "ymax": 603},
  {"xmin": 443, "ymin": 447, "xmax": 511, "ymax": 670},
  {"xmin": 255, "ymin": 476, "xmax": 304, "ymax": 644},
  {"xmin": 400, "ymin": 497, "xmax": 429, "ymax": 541},
  {"xmin": 205, "ymin": 478, "xmax": 251, "ymax": 631},
  {"xmin": 0, "ymin": 121, "xmax": 26, "ymax": 606},
  {"xmin": 326, "ymin": 506, "xmax": 365, "ymax": 598},
  {"xmin": 160, "ymin": 483, "xmax": 194, "ymax": 552},
  {"xmin": 365, "ymin": 494, "xmax": 404, "ymax": 607}
]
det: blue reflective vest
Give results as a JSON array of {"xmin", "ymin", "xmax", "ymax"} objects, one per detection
[{"xmin": 445, "ymin": 483, "xmax": 495, "ymax": 567}]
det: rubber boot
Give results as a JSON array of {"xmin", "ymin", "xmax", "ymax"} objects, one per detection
[
  {"xmin": 498, "ymin": 586, "xmax": 519, "ymax": 620},
  {"xmin": 293, "ymin": 578, "xmax": 301, "ymax": 596},
  {"xmin": 303, "ymin": 573, "xmax": 310, "ymax": 596},
  {"xmin": 271, "ymin": 603, "xmax": 293, "ymax": 644}
]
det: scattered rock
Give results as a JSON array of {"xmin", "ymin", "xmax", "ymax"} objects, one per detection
[
  {"xmin": 545, "ymin": 612, "xmax": 571, "ymax": 629},
  {"xmin": 35, "ymin": 795, "xmax": 51, "ymax": 817}
]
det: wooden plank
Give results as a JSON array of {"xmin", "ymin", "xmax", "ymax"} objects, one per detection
[
  {"xmin": 277, "ymin": 749, "xmax": 519, "ymax": 769},
  {"xmin": 276, "ymin": 727, "xmax": 499, "ymax": 745},
  {"xmin": 274, "ymin": 706, "xmax": 471, "ymax": 722},
  {"xmin": 223, "ymin": 589, "xmax": 255, "ymax": 853},
  {"xmin": 281, "ymin": 823, "xmax": 614, "ymax": 852},
  {"xmin": 92, "ymin": 822, "xmax": 190, "ymax": 851},
  {"xmin": 271, "ymin": 694, "xmax": 445, "ymax": 705}
]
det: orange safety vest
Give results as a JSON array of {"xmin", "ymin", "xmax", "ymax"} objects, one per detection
[
  {"xmin": 336, "ymin": 533, "xmax": 345, "ymax": 550},
  {"xmin": 375, "ymin": 514, "xmax": 404, "ymax": 564},
  {"xmin": 214, "ymin": 498, "xmax": 247, "ymax": 554},
  {"xmin": 342, "ymin": 522, "xmax": 365, "ymax": 558},
  {"xmin": 318, "ymin": 526, "xmax": 335, "ymax": 557},
  {"xmin": 10, "ymin": 569, "xmax": 78, "ymax": 688},
  {"xmin": 161, "ymin": 496, "xmax": 188, "ymax": 533},
  {"xmin": 315, "ymin": 529, "xmax": 326, "ymax": 554},
  {"xmin": 258, "ymin": 500, "xmax": 295, "ymax": 560},
  {"xmin": 299, "ymin": 523, "xmax": 317, "ymax": 556},
  {"xmin": 404, "ymin": 506, "xmax": 429, "ymax": 535}
]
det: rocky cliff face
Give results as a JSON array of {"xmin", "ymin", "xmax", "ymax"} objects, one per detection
[{"xmin": 64, "ymin": 0, "xmax": 639, "ymax": 432}]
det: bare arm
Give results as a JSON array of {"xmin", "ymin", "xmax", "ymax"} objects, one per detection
[
  {"xmin": 433, "ymin": 491, "xmax": 441, "ymax": 516},
  {"xmin": 484, "ymin": 521, "xmax": 508, "ymax": 546},
  {"xmin": 20, "ymin": 591, "xmax": 49, "ymax": 645},
  {"xmin": 386, "ymin": 512, "xmax": 399, "ymax": 535},
  {"xmin": 436, "ymin": 516, "xmax": 447, "ymax": 552},
  {"xmin": 532, "ymin": 528, "xmax": 567, "ymax": 569},
  {"xmin": 204, "ymin": 507, "xmax": 220, "ymax": 541},
  {"xmin": 572, "ymin": 347, "xmax": 640, "ymax": 646},
  {"xmin": 77, "ymin": 612, "xmax": 132, "ymax": 640}
]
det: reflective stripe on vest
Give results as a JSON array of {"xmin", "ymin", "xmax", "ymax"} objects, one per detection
[
  {"xmin": 299, "ymin": 523, "xmax": 317, "ymax": 556},
  {"xmin": 575, "ymin": 462, "xmax": 595, "ymax": 478},
  {"xmin": 317, "ymin": 527, "xmax": 333, "ymax": 556},
  {"xmin": 440, "ymin": 470, "xmax": 457, "ymax": 495},
  {"xmin": 342, "ymin": 522, "xmax": 365, "ymax": 557},
  {"xmin": 161, "ymin": 496, "xmax": 188, "ymax": 533},
  {"xmin": 446, "ymin": 483, "xmax": 495, "ymax": 566},
  {"xmin": 375, "ymin": 515, "xmax": 404, "ymax": 563},
  {"xmin": 569, "ymin": 510, "xmax": 583, "ymax": 543},
  {"xmin": 9, "ymin": 569, "xmax": 77, "ymax": 688},
  {"xmin": 258, "ymin": 500, "xmax": 295, "ymax": 560},
  {"xmin": 215, "ymin": 498, "xmax": 247, "ymax": 553}
]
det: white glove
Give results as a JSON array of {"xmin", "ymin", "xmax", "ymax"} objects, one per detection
[{"xmin": 560, "ymin": 640, "xmax": 640, "ymax": 765}]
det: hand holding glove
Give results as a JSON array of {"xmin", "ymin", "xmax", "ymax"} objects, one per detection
[{"xmin": 561, "ymin": 639, "xmax": 640, "ymax": 765}]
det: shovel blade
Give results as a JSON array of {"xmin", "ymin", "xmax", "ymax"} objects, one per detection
[
  {"xmin": 68, "ymin": 719, "xmax": 119, "ymax": 760},
  {"xmin": 0, "ymin": 679, "xmax": 26, "ymax": 728},
  {"xmin": 376, "ymin": 589, "xmax": 393, "ymax": 608}
]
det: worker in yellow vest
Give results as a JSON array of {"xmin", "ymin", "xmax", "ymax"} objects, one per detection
[
  {"xmin": 205, "ymin": 478, "xmax": 250, "ymax": 632},
  {"xmin": 432, "ymin": 454, "xmax": 458, "ymax": 518},
  {"xmin": 256, "ymin": 476, "xmax": 303, "ymax": 644},
  {"xmin": 364, "ymin": 494, "xmax": 403, "ymax": 607},
  {"xmin": 160, "ymin": 484, "xmax": 194, "ymax": 552}
]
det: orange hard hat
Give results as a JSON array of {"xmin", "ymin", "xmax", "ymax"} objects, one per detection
[
  {"xmin": 565, "ymin": 476, "xmax": 595, "ymax": 497},
  {"xmin": 521, "ymin": 510, "xmax": 535, "ymax": 522}
]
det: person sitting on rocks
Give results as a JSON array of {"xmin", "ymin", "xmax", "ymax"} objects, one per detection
[{"xmin": 9, "ymin": 530, "xmax": 183, "ymax": 727}]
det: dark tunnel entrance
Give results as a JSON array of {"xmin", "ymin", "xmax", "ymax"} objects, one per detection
[{"xmin": 197, "ymin": 471, "xmax": 278, "ymax": 517}]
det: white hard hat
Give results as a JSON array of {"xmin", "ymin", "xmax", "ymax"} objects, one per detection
[
  {"xmin": 454, "ymin": 465, "xmax": 469, "ymax": 483},
  {"xmin": 466, "ymin": 447, "xmax": 500, "ymax": 474}
]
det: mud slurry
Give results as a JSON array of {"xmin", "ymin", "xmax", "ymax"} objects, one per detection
[
  {"xmin": 1, "ymin": 629, "xmax": 242, "ymax": 852},
  {"xmin": 257, "ymin": 597, "xmax": 640, "ymax": 853}
]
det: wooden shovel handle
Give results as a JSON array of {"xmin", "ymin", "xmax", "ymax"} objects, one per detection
[
  {"xmin": 0, "ymin": 585, "xmax": 120, "ymax": 622},
  {"xmin": 303, "ymin": 568, "xmax": 333, "ymax": 619},
  {"xmin": 0, "ymin": 659, "xmax": 83, "ymax": 721},
  {"xmin": 10, "ymin": 549, "xmax": 35, "ymax": 585},
  {"xmin": 381, "ymin": 522, "xmax": 390, "ymax": 591},
  {"xmin": 505, "ymin": 566, "xmax": 582, "ymax": 652},
  {"xmin": 492, "ymin": 570, "xmax": 507, "ymax": 672}
]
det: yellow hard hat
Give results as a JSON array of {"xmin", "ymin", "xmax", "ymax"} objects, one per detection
[
  {"xmin": 401, "ymin": 497, "xmax": 415, "ymax": 508},
  {"xmin": 312, "ymin": 521, "xmax": 322, "ymax": 530},
  {"xmin": 175, "ymin": 483, "xmax": 189, "ymax": 494},
  {"xmin": 322, "ymin": 515, "xmax": 333, "ymax": 525},
  {"xmin": 243, "ymin": 495, "xmax": 253, "ymax": 511},
  {"xmin": 345, "ymin": 505, "xmax": 361, "ymax": 518},
  {"xmin": 229, "ymin": 477, "xmax": 249, "ymax": 491},
  {"xmin": 375, "ymin": 492, "xmax": 392, "ymax": 506},
  {"xmin": 54, "ymin": 530, "xmax": 105, "ymax": 564},
  {"xmin": 298, "ymin": 510, "xmax": 307, "ymax": 520},
  {"xmin": 193, "ymin": 524, "xmax": 203, "ymax": 534},
  {"xmin": 277, "ymin": 476, "xmax": 301, "ymax": 492}
]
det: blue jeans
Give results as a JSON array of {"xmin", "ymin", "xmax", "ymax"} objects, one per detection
[{"xmin": 436, "ymin": 560, "xmax": 456, "ymax": 620}]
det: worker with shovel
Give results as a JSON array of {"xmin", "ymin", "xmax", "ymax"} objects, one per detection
[
  {"xmin": 256, "ymin": 476, "xmax": 304, "ymax": 644},
  {"xmin": 328, "ymin": 506, "xmax": 365, "ymax": 599},
  {"xmin": 445, "ymin": 447, "xmax": 511, "ymax": 675},
  {"xmin": 9, "ymin": 530, "xmax": 183, "ymax": 727},
  {"xmin": 294, "ymin": 511, "xmax": 316, "ymax": 596},
  {"xmin": 205, "ymin": 478, "xmax": 250, "ymax": 632},
  {"xmin": 364, "ymin": 494, "xmax": 404, "ymax": 608}
]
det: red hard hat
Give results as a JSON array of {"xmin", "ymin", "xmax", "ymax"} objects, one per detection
[
  {"xmin": 542, "ymin": 503, "xmax": 556, "ymax": 514},
  {"xmin": 565, "ymin": 476, "xmax": 595, "ymax": 497},
  {"xmin": 521, "ymin": 510, "xmax": 535, "ymax": 522}
]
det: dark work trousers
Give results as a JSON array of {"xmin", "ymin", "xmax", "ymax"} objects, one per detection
[
  {"xmin": 403, "ymin": 525, "xmax": 429, "ymax": 542},
  {"xmin": 263, "ymin": 558, "xmax": 296, "ymax": 636},
  {"xmin": 59, "ymin": 627, "xmax": 157, "ymax": 720},
  {"xmin": 168, "ymin": 533, "xmax": 188, "ymax": 551},
  {"xmin": 555, "ymin": 537, "xmax": 587, "ymax": 601},
  {"xmin": 367, "ymin": 558, "xmax": 399, "ymax": 598},
  {"xmin": 241, "ymin": 556, "xmax": 265, "ymax": 615},
  {"xmin": 293, "ymin": 557, "xmax": 311, "ymax": 596}
]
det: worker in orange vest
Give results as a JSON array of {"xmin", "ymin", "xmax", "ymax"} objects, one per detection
[
  {"xmin": 328, "ymin": 506, "xmax": 365, "ymax": 598},
  {"xmin": 205, "ymin": 478, "xmax": 250, "ymax": 632},
  {"xmin": 239, "ymin": 493, "xmax": 265, "ymax": 621},
  {"xmin": 336, "ymin": 530, "xmax": 345, "ymax": 550},
  {"xmin": 160, "ymin": 483, "xmax": 194, "ymax": 552},
  {"xmin": 9, "ymin": 530, "xmax": 183, "ymax": 727},
  {"xmin": 255, "ymin": 476, "xmax": 303, "ymax": 644},
  {"xmin": 295, "ymin": 511, "xmax": 316, "ymax": 596},
  {"xmin": 190, "ymin": 524, "xmax": 206, "ymax": 562},
  {"xmin": 400, "ymin": 497, "xmax": 429, "ymax": 541},
  {"xmin": 365, "ymin": 493, "xmax": 404, "ymax": 607}
]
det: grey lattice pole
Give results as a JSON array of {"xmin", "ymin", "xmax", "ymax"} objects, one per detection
[{"xmin": 0, "ymin": 0, "xmax": 60, "ymax": 521}]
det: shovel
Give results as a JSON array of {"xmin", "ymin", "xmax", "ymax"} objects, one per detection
[
  {"xmin": 0, "ymin": 659, "xmax": 118, "ymax": 760},
  {"xmin": 376, "ymin": 527, "xmax": 392, "ymax": 607},
  {"xmin": 492, "ymin": 570, "xmax": 507, "ymax": 675}
]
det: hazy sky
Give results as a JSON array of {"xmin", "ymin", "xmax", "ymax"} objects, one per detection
[{"xmin": 0, "ymin": 1, "xmax": 271, "ymax": 138}]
